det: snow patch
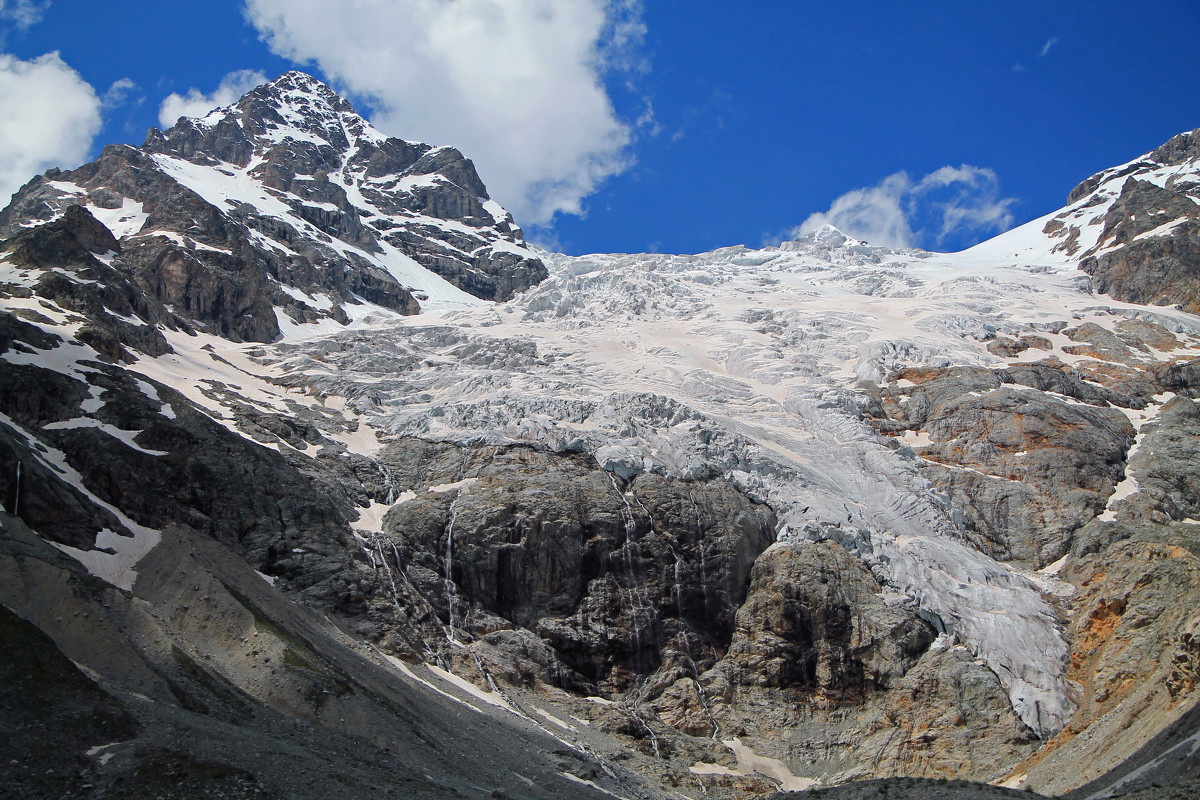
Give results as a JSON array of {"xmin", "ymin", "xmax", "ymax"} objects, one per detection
[
  {"xmin": 42, "ymin": 418, "xmax": 168, "ymax": 456},
  {"xmin": 719, "ymin": 737, "xmax": 820, "ymax": 791},
  {"xmin": 1, "ymin": 412, "xmax": 161, "ymax": 591}
]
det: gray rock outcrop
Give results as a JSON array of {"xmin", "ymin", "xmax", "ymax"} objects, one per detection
[
  {"xmin": 876, "ymin": 365, "xmax": 1135, "ymax": 567},
  {"xmin": 1044, "ymin": 128, "xmax": 1200, "ymax": 313}
]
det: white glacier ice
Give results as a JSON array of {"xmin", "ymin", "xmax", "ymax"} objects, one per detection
[{"xmin": 258, "ymin": 224, "xmax": 1200, "ymax": 735}]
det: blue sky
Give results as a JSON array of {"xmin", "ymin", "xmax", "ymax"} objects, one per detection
[{"xmin": 1, "ymin": 1, "xmax": 1198, "ymax": 256}]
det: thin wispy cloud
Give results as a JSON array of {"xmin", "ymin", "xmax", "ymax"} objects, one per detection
[
  {"xmin": 1015, "ymin": 35, "xmax": 1061, "ymax": 72},
  {"xmin": 243, "ymin": 0, "xmax": 649, "ymax": 227},
  {"xmin": 0, "ymin": 0, "xmax": 49, "ymax": 30},
  {"xmin": 101, "ymin": 77, "xmax": 139, "ymax": 109},
  {"xmin": 790, "ymin": 165, "xmax": 1016, "ymax": 251}
]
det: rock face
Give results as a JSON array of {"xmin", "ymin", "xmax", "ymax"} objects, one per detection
[
  {"xmin": 695, "ymin": 541, "xmax": 1039, "ymax": 783},
  {"xmin": 718, "ymin": 542, "xmax": 936, "ymax": 698},
  {"xmin": 1002, "ymin": 397, "xmax": 1200, "ymax": 796},
  {"xmin": 1043, "ymin": 127, "xmax": 1200, "ymax": 313},
  {"xmin": 876, "ymin": 365, "xmax": 1136, "ymax": 567},
  {"xmin": 361, "ymin": 443, "xmax": 777, "ymax": 692}
]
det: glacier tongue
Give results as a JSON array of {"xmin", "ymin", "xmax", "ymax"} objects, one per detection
[
  {"xmin": 251, "ymin": 229, "xmax": 1200, "ymax": 735},
  {"xmin": 767, "ymin": 397, "xmax": 1075, "ymax": 735}
]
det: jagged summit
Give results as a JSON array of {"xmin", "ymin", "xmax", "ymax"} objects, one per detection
[
  {"xmin": 145, "ymin": 70, "xmax": 377, "ymax": 168},
  {"xmin": 786, "ymin": 223, "xmax": 869, "ymax": 248},
  {"xmin": 1038, "ymin": 126, "xmax": 1200, "ymax": 312},
  {"xmin": 0, "ymin": 72, "xmax": 547, "ymax": 345},
  {"xmin": 145, "ymin": 70, "xmax": 493, "ymax": 229},
  {"xmin": 140, "ymin": 70, "xmax": 543, "ymax": 298}
]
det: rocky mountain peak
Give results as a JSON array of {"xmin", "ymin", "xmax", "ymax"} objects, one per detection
[
  {"xmin": 258, "ymin": 69, "xmax": 354, "ymax": 112},
  {"xmin": 1042, "ymin": 127, "xmax": 1200, "ymax": 313},
  {"xmin": 1149, "ymin": 126, "xmax": 1200, "ymax": 167},
  {"xmin": 789, "ymin": 223, "xmax": 869, "ymax": 248},
  {"xmin": 147, "ymin": 71, "xmax": 377, "ymax": 170},
  {"xmin": 138, "ymin": 71, "xmax": 544, "ymax": 303},
  {"xmin": 145, "ymin": 70, "xmax": 487, "ymax": 203},
  {"xmin": 802, "ymin": 224, "xmax": 852, "ymax": 245},
  {"xmin": 1, "ymin": 71, "xmax": 545, "ymax": 350}
]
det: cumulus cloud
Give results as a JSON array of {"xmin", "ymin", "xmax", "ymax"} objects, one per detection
[
  {"xmin": 158, "ymin": 69, "xmax": 268, "ymax": 128},
  {"xmin": 794, "ymin": 165, "xmax": 1016, "ymax": 251},
  {"xmin": 0, "ymin": 51, "xmax": 102, "ymax": 205},
  {"xmin": 796, "ymin": 173, "xmax": 913, "ymax": 249},
  {"xmin": 243, "ymin": 0, "xmax": 644, "ymax": 226}
]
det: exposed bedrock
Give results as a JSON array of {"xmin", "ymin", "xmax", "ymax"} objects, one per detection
[
  {"xmin": 1014, "ymin": 401, "xmax": 1200, "ymax": 794},
  {"xmin": 1046, "ymin": 128, "xmax": 1200, "ymax": 314},
  {"xmin": 376, "ymin": 441, "xmax": 777, "ymax": 693},
  {"xmin": 876, "ymin": 365, "xmax": 1136, "ymax": 567},
  {"xmin": 3, "ymin": 151, "xmax": 420, "ymax": 343},
  {"xmin": 693, "ymin": 540, "xmax": 1039, "ymax": 782},
  {"xmin": 1079, "ymin": 178, "xmax": 1200, "ymax": 314},
  {"xmin": 715, "ymin": 541, "xmax": 936, "ymax": 698}
]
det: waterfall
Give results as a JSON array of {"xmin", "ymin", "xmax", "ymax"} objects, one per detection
[
  {"xmin": 670, "ymin": 545, "xmax": 684, "ymax": 617},
  {"xmin": 377, "ymin": 461, "xmax": 400, "ymax": 504},
  {"xmin": 363, "ymin": 533, "xmax": 404, "ymax": 618},
  {"xmin": 444, "ymin": 491, "xmax": 462, "ymax": 642},
  {"xmin": 671, "ymin": 543, "xmax": 721, "ymax": 739},
  {"xmin": 608, "ymin": 473, "xmax": 652, "ymax": 663},
  {"xmin": 689, "ymin": 494, "xmax": 713, "ymax": 623}
]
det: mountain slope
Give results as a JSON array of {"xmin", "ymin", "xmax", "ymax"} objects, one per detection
[
  {"xmin": 0, "ymin": 71, "xmax": 546, "ymax": 344},
  {"xmin": 1041, "ymin": 127, "xmax": 1200, "ymax": 312},
  {"xmin": 2, "ymin": 78, "xmax": 1199, "ymax": 799}
]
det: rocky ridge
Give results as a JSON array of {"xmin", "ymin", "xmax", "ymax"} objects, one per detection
[
  {"xmin": 2, "ymin": 80, "xmax": 1200, "ymax": 799},
  {"xmin": 0, "ymin": 71, "xmax": 545, "ymax": 344},
  {"xmin": 1044, "ymin": 127, "xmax": 1200, "ymax": 313}
]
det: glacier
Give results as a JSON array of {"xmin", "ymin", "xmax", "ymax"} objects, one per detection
[{"xmin": 247, "ymin": 216, "xmax": 1199, "ymax": 734}]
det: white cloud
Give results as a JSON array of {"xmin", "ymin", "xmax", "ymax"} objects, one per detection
[
  {"xmin": 158, "ymin": 69, "xmax": 268, "ymax": 128},
  {"xmin": 1015, "ymin": 36, "xmax": 1061, "ymax": 71},
  {"xmin": 102, "ymin": 77, "xmax": 138, "ymax": 108},
  {"xmin": 0, "ymin": 51, "xmax": 102, "ymax": 205},
  {"xmin": 796, "ymin": 173, "xmax": 914, "ymax": 249},
  {"xmin": 243, "ymin": 0, "xmax": 644, "ymax": 226},
  {"xmin": 794, "ymin": 165, "xmax": 1016, "ymax": 251},
  {"xmin": 0, "ymin": 0, "xmax": 49, "ymax": 30}
]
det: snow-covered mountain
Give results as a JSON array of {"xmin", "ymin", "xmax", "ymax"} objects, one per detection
[
  {"xmin": 0, "ymin": 71, "xmax": 545, "ymax": 341},
  {"xmin": 1, "ymin": 74, "xmax": 1199, "ymax": 799}
]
